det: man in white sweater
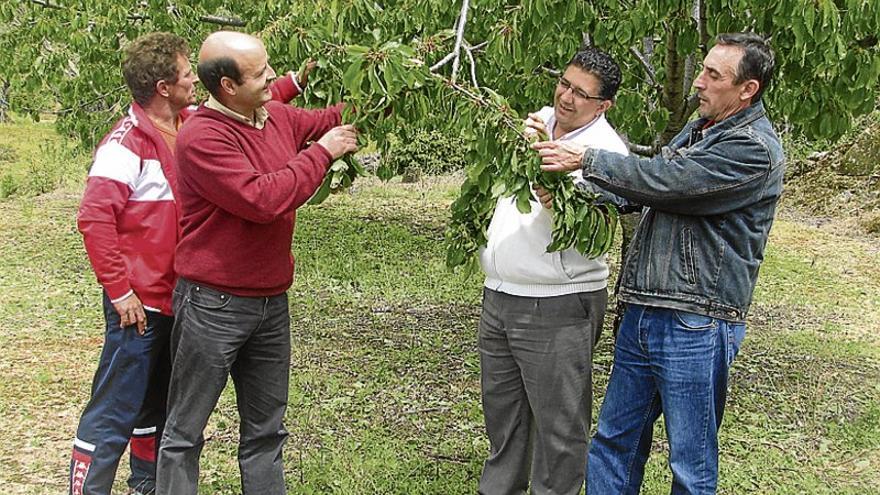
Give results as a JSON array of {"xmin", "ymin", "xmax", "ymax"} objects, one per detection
[{"xmin": 477, "ymin": 47, "xmax": 628, "ymax": 495}]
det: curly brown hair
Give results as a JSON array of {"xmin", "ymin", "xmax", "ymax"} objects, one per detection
[{"xmin": 122, "ymin": 32, "xmax": 190, "ymax": 105}]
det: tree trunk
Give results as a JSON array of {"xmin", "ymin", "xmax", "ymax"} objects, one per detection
[
  {"xmin": 0, "ymin": 80, "xmax": 9, "ymax": 123},
  {"xmin": 659, "ymin": 23, "xmax": 689, "ymax": 145}
]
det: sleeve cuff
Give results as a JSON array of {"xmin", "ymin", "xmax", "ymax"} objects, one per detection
[
  {"xmin": 580, "ymin": 147, "xmax": 597, "ymax": 173},
  {"xmin": 106, "ymin": 286, "xmax": 133, "ymax": 303},
  {"xmin": 309, "ymin": 142, "xmax": 335, "ymax": 167},
  {"xmin": 291, "ymin": 72, "xmax": 304, "ymax": 93}
]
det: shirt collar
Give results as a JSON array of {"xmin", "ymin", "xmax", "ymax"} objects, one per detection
[
  {"xmin": 547, "ymin": 113, "xmax": 603, "ymax": 141},
  {"xmin": 205, "ymin": 96, "xmax": 269, "ymax": 129}
]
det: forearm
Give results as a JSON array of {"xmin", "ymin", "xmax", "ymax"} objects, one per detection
[
  {"xmin": 582, "ymin": 142, "xmax": 772, "ymax": 215},
  {"xmin": 181, "ymin": 142, "xmax": 332, "ymax": 224},
  {"xmin": 269, "ymin": 73, "xmax": 302, "ymax": 103},
  {"xmin": 77, "ymin": 181, "xmax": 132, "ymax": 299}
]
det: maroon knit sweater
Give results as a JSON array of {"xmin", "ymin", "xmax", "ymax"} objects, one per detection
[{"xmin": 174, "ymin": 100, "xmax": 341, "ymax": 296}]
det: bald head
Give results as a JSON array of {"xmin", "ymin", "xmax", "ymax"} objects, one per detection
[
  {"xmin": 199, "ymin": 31, "xmax": 264, "ymax": 65},
  {"xmin": 197, "ymin": 31, "xmax": 276, "ymax": 113}
]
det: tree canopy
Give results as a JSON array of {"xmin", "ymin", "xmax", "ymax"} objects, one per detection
[{"xmin": 1, "ymin": 0, "xmax": 878, "ymax": 269}]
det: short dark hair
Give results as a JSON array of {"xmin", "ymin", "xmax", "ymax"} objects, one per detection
[
  {"xmin": 715, "ymin": 32, "xmax": 775, "ymax": 103},
  {"xmin": 567, "ymin": 47, "xmax": 621, "ymax": 101},
  {"xmin": 197, "ymin": 57, "xmax": 243, "ymax": 99},
  {"xmin": 122, "ymin": 32, "xmax": 189, "ymax": 106}
]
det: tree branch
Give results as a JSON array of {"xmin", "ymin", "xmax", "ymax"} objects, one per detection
[
  {"xmin": 537, "ymin": 65, "xmax": 561, "ymax": 77},
  {"xmin": 464, "ymin": 43, "xmax": 479, "ymax": 88},
  {"xmin": 450, "ymin": 0, "xmax": 470, "ymax": 83},
  {"xmin": 199, "ymin": 14, "xmax": 246, "ymax": 27},
  {"xmin": 429, "ymin": 0, "xmax": 486, "ymax": 88},
  {"xmin": 129, "ymin": 12, "xmax": 247, "ymax": 27},
  {"xmin": 429, "ymin": 52, "xmax": 456, "ymax": 72},
  {"xmin": 429, "ymin": 73, "xmax": 528, "ymax": 140},
  {"xmin": 697, "ymin": 0, "xmax": 709, "ymax": 56},
  {"xmin": 630, "ymin": 46, "xmax": 661, "ymax": 91},
  {"xmin": 581, "ymin": 32, "xmax": 592, "ymax": 48},
  {"xmin": 17, "ymin": 85, "xmax": 126, "ymax": 116},
  {"xmin": 29, "ymin": 0, "xmax": 62, "ymax": 9}
]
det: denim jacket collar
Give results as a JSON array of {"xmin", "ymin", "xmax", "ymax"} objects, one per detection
[{"xmin": 696, "ymin": 101, "xmax": 766, "ymax": 136}]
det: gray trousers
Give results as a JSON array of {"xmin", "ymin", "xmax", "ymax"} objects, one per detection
[
  {"xmin": 478, "ymin": 287, "xmax": 608, "ymax": 495},
  {"xmin": 156, "ymin": 278, "xmax": 291, "ymax": 495}
]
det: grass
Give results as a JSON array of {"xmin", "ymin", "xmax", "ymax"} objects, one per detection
[
  {"xmin": 0, "ymin": 121, "xmax": 879, "ymax": 493},
  {"xmin": 0, "ymin": 119, "xmax": 90, "ymax": 198}
]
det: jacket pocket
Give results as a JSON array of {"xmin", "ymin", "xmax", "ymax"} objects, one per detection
[{"xmin": 679, "ymin": 227, "xmax": 697, "ymax": 285}]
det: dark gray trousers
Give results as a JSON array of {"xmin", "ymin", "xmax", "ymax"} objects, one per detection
[
  {"xmin": 478, "ymin": 287, "xmax": 607, "ymax": 495},
  {"xmin": 157, "ymin": 278, "xmax": 291, "ymax": 495}
]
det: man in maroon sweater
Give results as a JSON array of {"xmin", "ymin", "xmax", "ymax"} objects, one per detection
[{"xmin": 156, "ymin": 31, "xmax": 357, "ymax": 494}]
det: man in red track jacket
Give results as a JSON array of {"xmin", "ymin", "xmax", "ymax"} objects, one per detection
[
  {"xmin": 72, "ymin": 32, "xmax": 311, "ymax": 495},
  {"xmin": 156, "ymin": 31, "xmax": 358, "ymax": 495}
]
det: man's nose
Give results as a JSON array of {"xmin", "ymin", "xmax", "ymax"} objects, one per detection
[{"xmin": 560, "ymin": 87, "xmax": 575, "ymax": 101}]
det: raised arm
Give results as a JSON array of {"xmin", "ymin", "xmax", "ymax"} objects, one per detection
[{"xmin": 582, "ymin": 131, "xmax": 776, "ymax": 215}]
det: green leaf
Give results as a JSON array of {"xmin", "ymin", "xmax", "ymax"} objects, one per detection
[
  {"xmin": 515, "ymin": 187, "xmax": 532, "ymax": 214},
  {"xmin": 342, "ymin": 56, "xmax": 366, "ymax": 98},
  {"xmin": 308, "ymin": 178, "xmax": 331, "ymax": 205},
  {"xmin": 491, "ymin": 180, "xmax": 508, "ymax": 198},
  {"xmin": 376, "ymin": 162, "xmax": 395, "ymax": 181}
]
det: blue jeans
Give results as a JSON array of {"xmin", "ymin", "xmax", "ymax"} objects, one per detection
[{"xmin": 588, "ymin": 304, "xmax": 745, "ymax": 494}]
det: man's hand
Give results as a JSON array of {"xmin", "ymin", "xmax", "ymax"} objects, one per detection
[
  {"xmin": 297, "ymin": 59, "xmax": 317, "ymax": 88},
  {"xmin": 533, "ymin": 184, "xmax": 553, "ymax": 210},
  {"xmin": 317, "ymin": 124, "xmax": 359, "ymax": 160},
  {"xmin": 524, "ymin": 113, "xmax": 550, "ymax": 141},
  {"xmin": 531, "ymin": 140, "xmax": 587, "ymax": 173},
  {"xmin": 113, "ymin": 293, "xmax": 147, "ymax": 335}
]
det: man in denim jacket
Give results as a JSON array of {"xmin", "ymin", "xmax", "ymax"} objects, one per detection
[{"xmin": 533, "ymin": 33, "xmax": 784, "ymax": 494}]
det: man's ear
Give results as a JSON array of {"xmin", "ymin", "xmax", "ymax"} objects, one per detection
[
  {"xmin": 219, "ymin": 76, "xmax": 237, "ymax": 96},
  {"xmin": 740, "ymin": 79, "xmax": 760, "ymax": 102},
  {"xmin": 155, "ymin": 79, "xmax": 171, "ymax": 99},
  {"xmin": 597, "ymin": 99, "xmax": 613, "ymax": 115}
]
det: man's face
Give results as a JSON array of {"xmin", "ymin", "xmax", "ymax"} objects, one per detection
[
  {"xmin": 553, "ymin": 66, "xmax": 610, "ymax": 135},
  {"xmin": 166, "ymin": 54, "xmax": 198, "ymax": 110},
  {"xmin": 693, "ymin": 44, "xmax": 753, "ymax": 122},
  {"xmin": 230, "ymin": 43, "xmax": 276, "ymax": 112}
]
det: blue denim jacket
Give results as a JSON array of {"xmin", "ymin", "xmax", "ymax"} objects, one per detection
[{"xmin": 582, "ymin": 102, "xmax": 785, "ymax": 322}]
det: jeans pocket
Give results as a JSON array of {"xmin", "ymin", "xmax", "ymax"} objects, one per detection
[
  {"xmin": 672, "ymin": 309, "xmax": 716, "ymax": 331},
  {"xmin": 726, "ymin": 323, "xmax": 746, "ymax": 365},
  {"xmin": 187, "ymin": 284, "xmax": 232, "ymax": 310}
]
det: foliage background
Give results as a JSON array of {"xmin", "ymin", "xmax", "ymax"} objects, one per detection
[{"xmin": 2, "ymin": 0, "xmax": 879, "ymax": 149}]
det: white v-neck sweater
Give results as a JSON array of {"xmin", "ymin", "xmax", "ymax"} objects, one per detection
[{"xmin": 479, "ymin": 106, "xmax": 629, "ymax": 297}]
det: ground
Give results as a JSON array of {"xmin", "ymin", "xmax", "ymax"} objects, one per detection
[{"xmin": 0, "ymin": 121, "xmax": 878, "ymax": 494}]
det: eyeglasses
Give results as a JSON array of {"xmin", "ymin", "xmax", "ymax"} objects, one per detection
[{"xmin": 557, "ymin": 77, "xmax": 605, "ymax": 101}]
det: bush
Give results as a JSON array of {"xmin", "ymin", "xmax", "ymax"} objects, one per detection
[
  {"xmin": 5, "ymin": 140, "xmax": 88, "ymax": 197},
  {"xmin": 380, "ymin": 128, "xmax": 468, "ymax": 181},
  {"xmin": 0, "ymin": 173, "xmax": 17, "ymax": 198},
  {"xmin": 0, "ymin": 144, "xmax": 17, "ymax": 163}
]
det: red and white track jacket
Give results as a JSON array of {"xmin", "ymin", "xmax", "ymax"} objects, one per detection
[
  {"xmin": 77, "ymin": 75, "xmax": 303, "ymax": 315},
  {"xmin": 77, "ymin": 103, "xmax": 185, "ymax": 315}
]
